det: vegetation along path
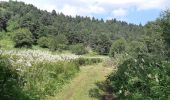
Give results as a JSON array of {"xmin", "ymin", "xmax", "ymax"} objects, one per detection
[{"xmin": 47, "ymin": 63, "xmax": 113, "ymax": 100}]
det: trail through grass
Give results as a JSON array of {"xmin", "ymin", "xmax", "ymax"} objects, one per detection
[{"xmin": 46, "ymin": 63, "xmax": 112, "ymax": 100}]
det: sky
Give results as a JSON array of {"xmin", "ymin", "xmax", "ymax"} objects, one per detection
[{"xmin": 0, "ymin": 0, "xmax": 170, "ymax": 25}]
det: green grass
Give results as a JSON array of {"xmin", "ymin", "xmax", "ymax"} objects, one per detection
[
  {"xmin": 0, "ymin": 39, "xmax": 14, "ymax": 50},
  {"xmin": 0, "ymin": 53, "xmax": 103, "ymax": 100},
  {"xmin": 46, "ymin": 63, "xmax": 112, "ymax": 100}
]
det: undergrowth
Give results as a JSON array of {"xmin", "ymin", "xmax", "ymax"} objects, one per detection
[{"xmin": 0, "ymin": 53, "xmax": 102, "ymax": 100}]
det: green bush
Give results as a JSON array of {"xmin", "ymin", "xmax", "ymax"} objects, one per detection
[
  {"xmin": 109, "ymin": 38, "xmax": 127, "ymax": 57},
  {"xmin": 90, "ymin": 54, "xmax": 170, "ymax": 99},
  {"xmin": 0, "ymin": 55, "xmax": 29, "ymax": 100},
  {"xmin": 89, "ymin": 33, "xmax": 112, "ymax": 55},
  {"xmin": 49, "ymin": 34, "xmax": 68, "ymax": 51},
  {"xmin": 70, "ymin": 44, "xmax": 87, "ymax": 55},
  {"xmin": 106, "ymin": 54, "xmax": 170, "ymax": 99},
  {"xmin": 76, "ymin": 58, "xmax": 102, "ymax": 66},
  {"xmin": 37, "ymin": 36, "xmax": 49, "ymax": 48},
  {"xmin": 12, "ymin": 28, "xmax": 33, "ymax": 48}
]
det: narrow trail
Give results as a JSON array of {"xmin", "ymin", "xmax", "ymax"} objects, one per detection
[{"xmin": 47, "ymin": 63, "xmax": 113, "ymax": 100}]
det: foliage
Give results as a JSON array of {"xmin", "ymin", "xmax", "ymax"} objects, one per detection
[
  {"xmin": 22, "ymin": 60, "xmax": 79, "ymax": 99},
  {"xmin": 160, "ymin": 10, "xmax": 170, "ymax": 46},
  {"xmin": 2, "ymin": 1, "xmax": 170, "ymax": 99},
  {"xmin": 90, "ymin": 13, "xmax": 169, "ymax": 99},
  {"xmin": 89, "ymin": 33, "xmax": 112, "ymax": 55},
  {"xmin": 106, "ymin": 54, "xmax": 170, "ymax": 99},
  {"xmin": 90, "ymin": 49, "xmax": 169, "ymax": 100},
  {"xmin": 0, "ymin": 10, "xmax": 11, "ymax": 32},
  {"xmin": 0, "ymin": 55, "xmax": 29, "ymax": 100},
  {"xmin": 7, "ymin": 15, "xmax": 20, "ymax": 31},
  {"xmin": 12, "ymin": 28, "xmax": 33, "ymax": 48},
  {"xmin": 0, "ymin": 1, "xmax": 144, "ymax": 55},
  {"xmin": 109, "ymin": 38, "xmax": 127, "ymax": 57},
  {"xmin": 127, "ymin": 41, "xmax": 146, "ymax": 56},
  {"xmin": 49, "ymin": 34, "xmax": 68, "ymax": 51},
  {"xmin": 70, "ymin": 44, "xmax": 87, "ymax": 55},
  {"xmin": 21, "ymin": 57, "xmax": 102, "ymax": 99},
  {"xmin": 75, "ymin": 58, "xmax": 102, "ymax": 66},
  {"xmin": 0, "ymin": 51, "xmax": 102, "ymax": 100},
  {"xmin": 37, "ymin": 36, "xmax": 49, "ymax": 48},
  {"xmin": 159, "ymin": 10, "xmax": 170, "ymax": 58}
]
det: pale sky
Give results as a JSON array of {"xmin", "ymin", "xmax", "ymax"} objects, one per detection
[{"xmin": 1, "ymin": 0, "xmax": 170, "ymax": 24}]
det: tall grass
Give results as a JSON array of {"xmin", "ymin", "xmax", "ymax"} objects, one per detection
[
  {"xmin": 0, "ymin": 52, "xmax": 102, "ymax": 100},
  {"xmin": 21, "ymin": 60, "xmax": 80, "ymax": 99}
]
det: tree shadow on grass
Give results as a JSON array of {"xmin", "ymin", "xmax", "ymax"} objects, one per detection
[{"xmin": 89, "ymin": 80, "xmax": 117, "ymax": 100}]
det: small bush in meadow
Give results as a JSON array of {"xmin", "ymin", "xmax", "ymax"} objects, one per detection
[
  {"xmin": 37, "ymin": 36, "xmax": 49, "ymax": 48},
  {"xmin": 48, "ymin": 34, "xmax": 68, "ymax": 51},
  {"xmin": 109, "ymin": 38, "xmax": 127, "ymax": 57},
  {"xmin": 12, "ymin": 28, "xmax": 33, "ymax": 48},
  {"xmin": 70, "ymin": 44, "xmax": 88, "ymax": 55},
  {"xmin": 76, "ymin": 58, "xmax": 102, "ymax": 66}
]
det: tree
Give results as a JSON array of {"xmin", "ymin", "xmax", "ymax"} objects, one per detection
[
  {"xmin": 89, "ymin": 33, "xmax": 112, "ymax": 55},
  {"xmin": 0, "ymin": 1, "xmax": 145, "ymax": 53},
  {"xmin": 70, "ymin": 44, "xmax": 87, "ymax": 55},
  {"xmin": 0, "ymin": 16, "xmax": 7, "ymax": 32},
  {"xmin": 49, "ymin": 34, "xmax": 68, "ymax": 51},
  {"xmin": 40, "ymin": 12, "xmax": 53, "ymax": 26},
  {"xmin": 109, "ymin": 38, "xmax": 127, "ymax": 57},
  {"xmin": 12, "ymin": 28, "xmax": 33, "ymax": 48},
  {"xmin": 159, "ymin": 10, "xmax": 170, "ymax": 58},
  {"xmin": 37, "ymin": 36, "xmax": 49, "ymax": 48},
  {"xmin": 51, "ymin": 10, "xmax": 57, "ymax": 16},
  {"xmin": 0, "ymin": 11, "xmax": 11, "ymax": 32},
  {"xmin": 160, "ymin": 10, "xmax": 170, "ymax": 45}
]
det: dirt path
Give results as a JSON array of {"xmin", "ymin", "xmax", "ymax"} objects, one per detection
[{"xmin": 46, "ymin": 63, "xmax": 112, "ymax": 100}]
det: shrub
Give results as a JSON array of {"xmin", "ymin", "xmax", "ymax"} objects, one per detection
[
  {"xmin": 37, "ymin": 36, "xmax": 49, "ymax": 48},
  {"xmin": 0, "ymin": 55, "xmax": 29, "ymax": 100},
  {"xmin": 70, "ymin": 44, "xmax": 87, "ymax": 55},
  {"xmin": 12, "ymin": 28, "xmax": 33, "ymax": 48},
  {"xmin": 89, "ymin": 33, "xmax": 112, "ymax": 55},
  {"xmin": 109, "ymin": 38, "xmax": 127, "ymax": 57},
  {"xmin": 90, "ymin": 54, "xmax": 170, "ymax": 99},
  {"xmin": 49, "ymin": 34, "xmax": 68, "ymax": 51},
  {"xmin": 106, "ymin": 54, "xmax": 170, "ymax": 99},
  {"xmin": 76, "ymin": 58, "xmax": 102, "ymax": 66},
  {"xmin": 127, "ymin": 41, "xmax": 147, "ymax": 56}
]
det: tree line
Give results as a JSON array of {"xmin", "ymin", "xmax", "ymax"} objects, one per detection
[{"xmin": 0, "ymin": 1, "xmax": 144, "ymax": 55}]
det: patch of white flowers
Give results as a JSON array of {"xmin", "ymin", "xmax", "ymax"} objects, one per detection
[{"xmin": 3, "ymin": 49, "xmax": 81, "ymax": 66}]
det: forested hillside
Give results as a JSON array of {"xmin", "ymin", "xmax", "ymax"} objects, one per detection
[{"xmin": 0, "ymin": 1, "xmax": 144, "ymax": 55}]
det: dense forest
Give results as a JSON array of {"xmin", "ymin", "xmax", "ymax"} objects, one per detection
[
  {"xmin": 0, "ymin": 1, "xmax": 144, "ymax": 55},
  {"xmin": 0, "ymin": 1, "xmax": 170, "ymax": 100}
]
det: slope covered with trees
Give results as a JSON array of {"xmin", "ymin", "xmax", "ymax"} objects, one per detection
[{"xmin": 0, "ymin": 1, "xmax": 144, "ymax": 55}]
